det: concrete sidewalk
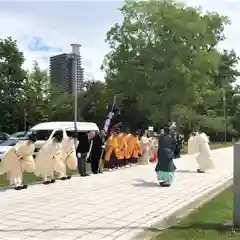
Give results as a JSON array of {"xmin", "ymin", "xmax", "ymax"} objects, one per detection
[{"xmin": 0, "ymin": 147, "xmax": 233, "ymax": 240}]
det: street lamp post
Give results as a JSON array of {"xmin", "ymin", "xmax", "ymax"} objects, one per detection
[
  {"xmin": 231, "ymin": 93, "xmax": 240, "ymax": 227},
  {"xmin": 24, "ymin": 108, "xmax": 27, "ymax": 132},
  {"xmin": 223, "ymin": 88, "xmax": 227, "ymax": 144},
  {"xmin": 70, "ymin": 43, "xmax": 81, "ymax": 148}
]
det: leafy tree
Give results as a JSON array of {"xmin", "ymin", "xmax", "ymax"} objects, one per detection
[
  {"xmin": 46, "ymin": 85, "xmax": 73, "ymax": 122},
  {"xmin": 0, "ymin": 37, "xmax": 26, "ymax": 132},
  {"xmin": 16, "ymin": 61, "xmax": 50, "ymax": 129},
  {"xmin": 17, "ymin": 62, "xmax": 73, "ymax": 128},
  {"xmin": 80, "ymin": 81, "xmax": 109, "ymax": 127},
  {"xmin": 103, "ymin": 0, "xmax": 229, "ymax": 125}
]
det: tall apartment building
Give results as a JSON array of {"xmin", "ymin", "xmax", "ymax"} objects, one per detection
[{"xmin": 49, "ymin": 44, "xmax": 84, "ymax": 94}]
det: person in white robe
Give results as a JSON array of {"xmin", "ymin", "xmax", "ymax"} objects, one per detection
[
  {"xmin": 139, "ymin": 131, "xmax": 151, "ymax": 164},
  {"xmin": 187, "ymin": 132, "xmax": 199, "ymax": 155},
  {"xmin": 35, "ymin": 131, "xmax": 64, "ymax": 184},
  {"xmin": 59, "ymin": 131, "xmax": 78, "ymax": 180},
  {"xmin": 195, "ymin": 130, "xmax": 214, "ymax": 173},
  {"xmin": 1, "ymin": 133, "xmax": 37, "ymax": 190}
]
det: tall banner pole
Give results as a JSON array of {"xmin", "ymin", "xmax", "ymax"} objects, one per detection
[{"xmin": 98, "ymin": 95, "xmax": 117, "ymax": 172}]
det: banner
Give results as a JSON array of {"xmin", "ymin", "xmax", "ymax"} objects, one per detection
[{"xmin": 102, "ymin": 96, "xmax": 117, "ymax": 136}]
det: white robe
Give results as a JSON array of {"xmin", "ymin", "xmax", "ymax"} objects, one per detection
[
  {"xmin": 149, "ymin": 137, "xmax": 158, "ymax": 159},
  {"xmin": 196, "ymin": 133, "xmax": 215, "ymax": 171},
  {"xmin": 187, "ymin": 135, "xmax": 199, "ymax": 155},
  {"xmin": 35, "ymin": 139, "xmax": 64, "ymax": 181},
  {"xmin": 140, "ymin": 136, "xmax": 150, "ymax": 164},
  {"xmin": 61, "ymin": 137, "xmax": 77, "ymax": 175},
  {"xmin": 2, "ymin": 141, "xmax": 35, "ymax": 186}
]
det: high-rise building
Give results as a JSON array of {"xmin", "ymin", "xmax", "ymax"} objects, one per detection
[{"xmin": 49, "ymin": 44, "xmax": 84, "ymax": 94}]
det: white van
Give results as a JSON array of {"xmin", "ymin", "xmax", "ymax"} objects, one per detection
[{"xmin": 28, "ymin": 121, "xmax": 99, "ymax": 154}]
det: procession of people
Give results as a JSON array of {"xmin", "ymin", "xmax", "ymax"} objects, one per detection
[{"xmin": 0, "ymin": 120, "xmax": 215, "ymax": 190}]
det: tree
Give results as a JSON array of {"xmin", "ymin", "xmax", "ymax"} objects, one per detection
[
  {"xmin": 103, "ymin": 0, "xmax": 230, "ymax": 126},
  {"xmin": 0, "ymin": 37, "xmax": 26, "ymax": 132},
  {"xmin": 80, "ymin": 81, "xmax": 109, "ymax": 127},
  {"xmin": 17, "ymin": 62, "xmax": 73, "ymax": 128},
  {"xmin": 46, "ymin": 85, "xmax": 73, "ymax": 122},
  {"xmin": 16, "ymin": 61, "xmax": 50, "ymax": 128}
]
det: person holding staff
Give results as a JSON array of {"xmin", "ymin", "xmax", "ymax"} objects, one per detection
[{"xmin": 76, "ymin": 132, "xmax": 92, "ymax": 177}]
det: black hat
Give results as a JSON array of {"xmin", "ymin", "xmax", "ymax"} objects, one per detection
[
  {"xmin": 53, "ymin": 131, "xmax": 63, "ymax": 142},
  {"xmin": 68, "ymin": 131, "xmax": 77, "ymax": 138},
  {"xmin": 28, "ymin": 133, "xmax": 37, "ymax": 142}
]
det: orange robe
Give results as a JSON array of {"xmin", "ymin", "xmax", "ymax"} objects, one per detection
[
  {"xmin": 104, "ymin": 136, "xmax": 118, "ymax": 161},
  {"xmin": 132, "ymin": 137, "xmax": 140, "ymax": 159},
  {"xmin": 125, "ymin": 134, "xmax": 136, "ymax": 159},
  {"xmin": 116, "ymin": 133, "xmax": 127, "ymax": 160}
]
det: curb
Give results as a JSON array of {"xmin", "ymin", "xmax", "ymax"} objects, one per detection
[{"xmin": 133, "ymin": 178, "xmax": 233, "ymax": 240}]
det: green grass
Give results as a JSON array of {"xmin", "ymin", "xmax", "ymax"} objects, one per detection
[
  {"xmin": 181, "ymin": 142, "xmax": 232, "ymax": 154},
  {"xmin": 0, "ymin": 143, "xmax": 232, "ymax": 187},
  {"xmin": 153, "ymin": 187, "xmax": 238, "ymax": 240}
]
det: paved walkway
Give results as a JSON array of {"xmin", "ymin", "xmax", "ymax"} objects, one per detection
[{"xmin": 0, "ymin": 147, "xmax": 233, "ymax": 240}]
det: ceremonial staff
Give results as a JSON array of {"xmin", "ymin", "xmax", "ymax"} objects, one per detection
[{"xmin": 98, "ymin": 95, "xmax": 117, "ymax": 172}]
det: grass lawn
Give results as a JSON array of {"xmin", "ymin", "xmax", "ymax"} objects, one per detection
[
  {"xmin": 0, "ymin": 142, "xmax": 232, "ymax": 187},
  {"xmin": 153, "ymin": 187, "xmax": 238, "ymax": 240}
]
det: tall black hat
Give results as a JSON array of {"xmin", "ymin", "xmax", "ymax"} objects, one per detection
[{"xmin": 27, "ymin": 133, "xmax": 37, "ymax": 142}]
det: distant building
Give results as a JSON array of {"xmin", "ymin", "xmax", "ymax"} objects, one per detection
[{"xmin": 49, "ymin": 44, "xmax": 84, "ymax": 94}]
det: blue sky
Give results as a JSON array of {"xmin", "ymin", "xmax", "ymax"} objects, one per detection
[{"xmin": 0, "ymin": 0, "xmax": 239, "ymax": 80}]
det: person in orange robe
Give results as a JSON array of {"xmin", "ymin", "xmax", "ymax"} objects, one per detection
[
  {"xmin": 104, "ymin": 131, "xmax": 118, "ymax": 170},
  {"xmin": 123, "ymin": 130, "xmax": 131, "ymax": 166},
  {"xmin": 115, "ymin": 130, "xmax": 127, "ymax": 168},
  {"xmin": 125, "ymin": 132, "xmax": 136, "ymax": 166},
  {"xmin": 132, "ymin": 132, "xmax": 141, "ymax": 164}
]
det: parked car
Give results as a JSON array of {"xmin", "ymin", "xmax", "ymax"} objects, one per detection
[
  {"xmin": 9, "ymin": 131, "xmax": 26, "ymax": 139},
  {"xmin": 0, "ymin": 132, "xmax": 10, "ymax": 143},
  {"xmin": 27, "ymin": 121, "xmax": 99, "ymax": 154},
  {"xmin": 0, "ymin": 136, "xmax": 28, "ymax": 161}
]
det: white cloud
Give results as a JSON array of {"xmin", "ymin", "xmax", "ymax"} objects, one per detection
[
  {"xmin": 0, "ymin": 0, "xmax": 240, "ymax": 81},
  {"xmin": 0, "ymin": 1, "xmax": 123, "ymax": 81}
]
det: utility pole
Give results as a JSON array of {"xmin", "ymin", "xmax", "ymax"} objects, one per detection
[
  {"xmin": 70, "ymin": 43, "xmax": 81, "ymax": 148},
  {"xmin": 223, "ymin": 88, "xmax": 227, "ymax": 144},
  {"xmin": 24, "ymin": 108, "xmax": 27, "ymax": 132},
  {"xmin": 232, "ymin": 94, "xmax": 240, "ymax": 227}
]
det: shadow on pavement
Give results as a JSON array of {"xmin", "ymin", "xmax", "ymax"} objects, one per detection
[
  {"xmin": 0, "ymin": 226, "xmax": 160, "ymax": 233},
  {"xmin": 0, "ymin": 181, "xmax": 43, "ymax": 192},
  {"xmin": 132, "ymin": 179, "xmax": 159, "ymax": 188},
  {"xmin": 176, "ymin": 170, "xmax": 197, "ymax": 174}
]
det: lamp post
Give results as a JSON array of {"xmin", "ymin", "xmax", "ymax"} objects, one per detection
[
  {"xmin": 223, "ymin": 88, "xmax": 227, "ymax": 144},
  {"xmin": 70, "ymin": 43, "xmax": 81, "ymax": 148},
  {"xmin": 24, "ymin": 108, "xmax": 27, "ymax": 132},
  {"xmin": 232, "ymin": 93, "xmax": 240, "ymax": 227}
]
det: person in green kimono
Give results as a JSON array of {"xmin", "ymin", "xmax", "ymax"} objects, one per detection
[{"xmin": 155, "ymin": 125, "xmax": 177, "ymax": 187}]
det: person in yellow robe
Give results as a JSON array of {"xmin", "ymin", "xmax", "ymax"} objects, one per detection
[
  {"xmin": 59, "ymin": 131, "xmax": 77, "ymax": 180},
  {"xmin": 132, "ymin": 132, "xmax": 141, "ymax": 164},
  {"xmin": 35, "ymin": 131, "xmax": 64, "ymax": 185},
  {"xmin": 1, "ymin": 133, "xmax": 37, "ymax": 190},
  {"xmin": 104, "ymin": 131, "xmax": 118, "ymax": 170},
  {"xmin": 115, "ymin": 130, "xmax": 127, "ymax": 168},
  {"xmin": 125, "ymin": 132, "xmax": 136, "ymax": 166}
]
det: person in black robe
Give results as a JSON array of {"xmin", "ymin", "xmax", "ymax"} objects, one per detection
[
  {"xmin": 174, "ymin": 133, "xmax": 184, "ymax": 158},
  {"xmin": 155, "ymin": 125, "xmax": 177, "ymax": 187},
  {"xmin": 90, "ymin": 131, "xmax": 103, "ymax": 174},
  {"xmin": 76, "ymin": 132, "xmax": 91, "ymax": 177}
]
